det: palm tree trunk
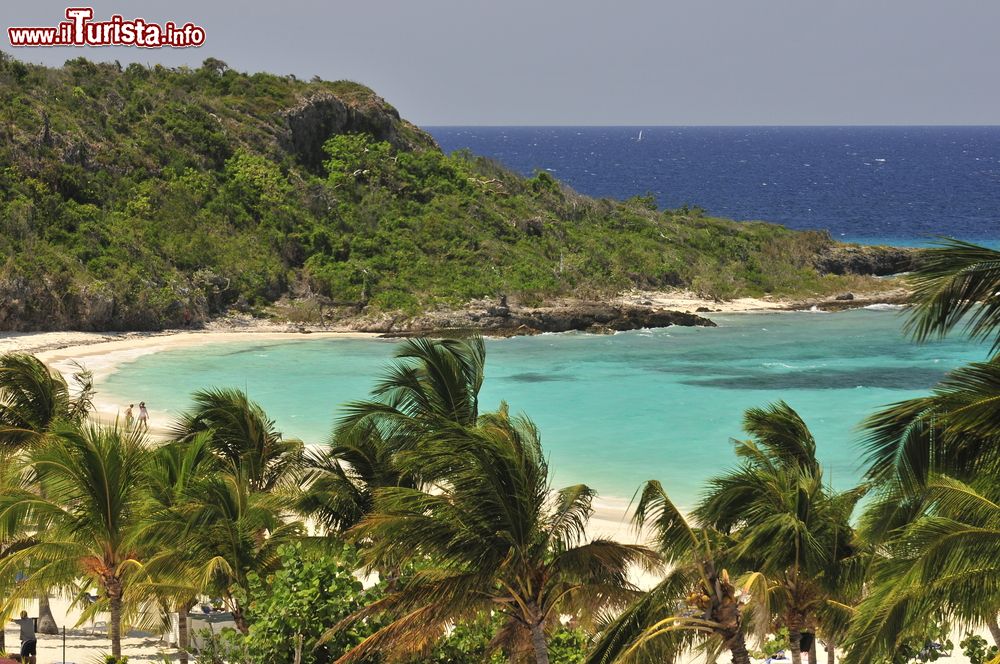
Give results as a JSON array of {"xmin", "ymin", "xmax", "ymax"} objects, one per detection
[
  {"xmin": 530, "ymin": 622, "xmax": 549, "ymax": 664},
  {"xmin": 728, "ymin": 633, "xmax": 753, "ymax": 664},
  {"xmin": 826, "ymin": 639, "xmax": 836, "ymax": 664},
  {"xmin": 110, "ymin": 594, "xmax": 123, "ymax": 658},
  {"xmin": 37, "ymin": 592, "xmax": 59, "ymax": 634},
  {"xmin": 809, "ymin": 635, "xmax": 818, "ymax": 662},
  {"xmin": 988, "ymin": 616, "xmax": 1000, "ymax": 647},
  {"xmin": 177, "ymin": 600, "xmax": 194, "ymax": 664},
  {"xmin": 232, "ymin": 604, "xmax": 250, "ymax": 635},
  {"xmin": 789, "ymin": 627, "xmax": 803, "ymax": 664}
]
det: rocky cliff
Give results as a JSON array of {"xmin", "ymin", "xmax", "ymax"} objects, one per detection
[{"xmin": 814, "ymin": 245, "xmax": 918, "ymax": 276}]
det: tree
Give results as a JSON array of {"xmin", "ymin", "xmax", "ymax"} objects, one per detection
[
  {"xmin": 140, "ymin": 435, "xmax": 220, "ymax": 664},
  {"xmin": 337, "ymin": 336, "xmax": 485, "ymax": 437},
  {"xmin": 297, "ymin": 421, "xmax": 418, "ymax": 534},
  {"xmin": 298, "ymin": 336, "xmax": 484, "ymax": 535},
  {"xmin": 847, "ymin": 238, "xmax": 1000, "ymax": 662},
  {"xmin": 164, "ymin": 468, "xmax": 304, "ymax": 634},
  {"xmin": 902, "ymin": 238, "xmax": 1000, "ymax": 350},
  {"xmin": 0, "ymin": 352, "xmax": 94, "ymax": 635},
  {"xmin": 587, "ymin": 480, "xmax": 769, "ymax": 664},
  {"xmin": 241, "ymin": 542, "xmax": 382, "ymax": 664},
  {"xmin": 171, "ymin": 387, "xmax": 304, "ymax": 493},
  {"xmin": 0, "ymin": 422, "xmax": 151, "ymax": 658},
  {"xmin": 330, "ymin": 406, "xmax": 658, "ymax": 664},
  {"xmin": 694, "ymin": 403, "xmax": 864, "ymax": 664},
  {"xmin": 845, "ymin": 475, "xmax": 1000, "ymax": 662}
]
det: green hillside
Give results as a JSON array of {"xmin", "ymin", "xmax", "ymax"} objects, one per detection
[{"xmin": 0, "ymin": 54, "xmax": 877, "ymax": 331}]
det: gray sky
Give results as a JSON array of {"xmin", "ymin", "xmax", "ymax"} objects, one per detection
[{"xmin": 5, "ymin": 0, "xmax": 999, "ymax": 125}]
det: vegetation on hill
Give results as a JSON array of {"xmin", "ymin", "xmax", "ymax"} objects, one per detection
[{"xmin": 0, "ymin": 53, "xmax": 875, "ymax": 331}]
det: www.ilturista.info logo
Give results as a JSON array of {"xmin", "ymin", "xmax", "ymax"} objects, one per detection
[{"xmin": 8, "ymin": 7, "xmax": 205, "ymax": 48}]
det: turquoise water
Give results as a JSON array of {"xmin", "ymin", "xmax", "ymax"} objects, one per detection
[{"xmin": 100, "ymin": 310, "xmax": 988, "ymax": 509}]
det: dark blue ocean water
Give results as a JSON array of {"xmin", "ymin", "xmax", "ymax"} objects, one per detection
[{"xmin": 428, "ymin": 126, "xmax": 1000, "ymax": 245}]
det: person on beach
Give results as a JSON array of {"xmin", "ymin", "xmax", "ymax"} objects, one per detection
[
  {"xmin": 138, "ymin": 402, "xmax": 149, "ymax": 431},
  {"xmin": 125, "ymin": 403, "xmax": 135, "ymax": 430},
  {"xmin": 12, "ymin": 610, "xmax": 36, "ymax": 664}
]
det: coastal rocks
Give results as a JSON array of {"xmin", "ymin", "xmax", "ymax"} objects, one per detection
[
  {"xmin": 814, "ymin": 245, "xmax": 918, "ymax": 276},
  {"xmin": 835, "ymin": 292, "xmax": 855, "ymax": 301},
  {"xmin": 351, "ymin": 301, "xmax": 716, "ymax": 336}
]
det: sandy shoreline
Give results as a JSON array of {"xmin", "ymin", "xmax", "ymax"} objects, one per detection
[{"xmin": 0, "ymin": 289, "xmax": 908, "ymax": 526}]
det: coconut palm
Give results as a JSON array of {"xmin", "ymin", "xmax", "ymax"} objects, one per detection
[
  {"xmin": 694, "ymin": 403, "xmax": 865, "ymax": 664},
  {"xmin": 0, "ymin": 352, "xmax": 94, "ymax": 633},
  {"xmin": 299, "ymin": 337, "xmax": 484, "ymax": 535},
  {"xmin": 171, "ymin": 387, "xmax": 304, "ymax": 493},
  {"xmin": 330, "ymin": 406, "xmax": 659, "ymax": 664},
  {"xmin": 336, "ymin": 336, "xmax": 485, "ymax": 445},
  {"xmin": 586, "ymin": 480, "xmax": 770, "ymax": 664},
  {"xmin": 847, "ymin": 239, "xmax": 1000, "ymax": 661},
  {"xmin": 140, "ymin": 435, "xmax": 219, "ymax": 664},
  {"xmin": 158, "ymin": 467, "xmax": 304, "ymax": 634},
  {"xmin": 0, "ymin": 353, "xmax": 93, "ymax": 451},
  {"xmin": 862, "ymin": 358, "xmax": 1000, "ymax": 489},
  {"xmin": 296, "ymin": 420, "xmax": 419, "ymax": 534},
  {"xmin": 0, "ymin": 421, "xmax": 151, "ymax": 658},
  {"xmin": 902, "ymin": 238, "xmax": 1000, "ymax": 349},
  {"xmin": 844, "ymin": 474, "xmax": 1000, "ymax": 662}
]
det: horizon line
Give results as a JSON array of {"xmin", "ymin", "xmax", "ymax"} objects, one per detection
[{"xmin": 422, "ymin": 123, "xmax": 1000, "ymax": 128}]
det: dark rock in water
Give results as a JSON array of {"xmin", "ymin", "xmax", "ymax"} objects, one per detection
[
  {"xmin": 358, "ymin": 301, "xmax": 716, "ymax": 337},
  {"xmin": 835, "ymin": 292, "xmax": 855, "ymax": 301},
  {"xmin": 696, "ymin": 306, "xmax": 711, "ymax": 312},
  {"xmin": 815, "ymin": 245, "xmax": 918, "ymax": 276}
]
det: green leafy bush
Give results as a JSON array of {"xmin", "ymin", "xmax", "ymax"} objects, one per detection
[{"xmin": 240, "ymin": 542, "xmax": 383, "ymax": 664}]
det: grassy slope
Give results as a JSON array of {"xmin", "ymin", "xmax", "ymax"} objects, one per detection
[{"xmin": 0, "ymin": 54, "xmax": 872, "ymax": 331}]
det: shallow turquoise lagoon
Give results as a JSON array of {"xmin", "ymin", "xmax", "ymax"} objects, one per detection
[{"xmin": 99, "ymin": 309, "xmax": 988, "ymax": 509}]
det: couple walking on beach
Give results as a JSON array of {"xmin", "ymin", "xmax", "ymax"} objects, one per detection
[{"xmin": 124, "ymin": 402, "xmax": 149, "ymax": 431}]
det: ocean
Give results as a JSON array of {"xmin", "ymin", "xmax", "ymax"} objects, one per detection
[
  {"xmin": 98, "ymin": 127, "xmax": 999, "ymax": 507},
  {"xmin": 430, "ymin": 126, "xmax": 1000, "ymax": 246}
]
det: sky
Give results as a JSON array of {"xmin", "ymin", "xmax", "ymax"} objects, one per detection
[{"xmin": 4, "ymin": 0, "xmax": 999, "ymax": 126}]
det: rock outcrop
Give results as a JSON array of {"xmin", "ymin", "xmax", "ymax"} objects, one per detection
[
  {"xmin": 814, "ymin": 245, "xmax": 918, "ymax": 276},
  {"xmin": 281, "ymin": 93, "xmax": 435, "ymax": 169},
  {"xmin": 351, "ymin": 301, "xmax": 716, "ymax": 336}
]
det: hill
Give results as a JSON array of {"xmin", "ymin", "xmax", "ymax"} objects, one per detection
[{"xmin": 0, "ymin": 54, "xmax": 905, "ymax": 332}]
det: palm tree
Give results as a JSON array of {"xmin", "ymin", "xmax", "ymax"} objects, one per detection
[
  {"xmin": 0, "ymin": 352, "xmax": 94, "ymax": 634},
  {"xmin": 844, "ymin": 474, "xmax": 1000, "ymax": 662},
  {"xmin": 158, "ymin": 467, "xmax": 303, "ymax": 634},
  {"xmin": 0, "ymin": 422, "xmax": 151, "ymax": 658},
  {"xmin": 296, "ymin": 421, "xmax": 418, "ymax": 534},
  {"xmin": 336, "ymin": 336, "xmax": 485, "ymax": 445},
  {"xmin": 586, "ymin": 480, "xmax": 770, "ymax": 664},
  {"xmin": 140, "ymin": 435, "xmax": 219, "ymax": 664},
  {"xmin": 0, "ymin": 353, "xmax": 94, "ymax": 450},
  {"xmin": 330, "ymin": 406, "xmax": 659, "ymax": 664},
  {"xmin": 298, "ymin": 336, "xmax": 483, "ymax": 537},
  {"xmin": 694, "ymin": 403, "xmax": 864, "ymax": 664},
  {"xmin": 902, "ymin": 238, "xmax": 1000, "ymax": 349},
  {"xmin": 171, "ymin": 387, "xmax": 304, "ymax": 493},
  {"xmin": 846, "ymin": 239, "xmax": 1000, "ymax": 661},
  {"xmin": 862, "ymin": 358, "xmax": 1000, "ymax": 489}
]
